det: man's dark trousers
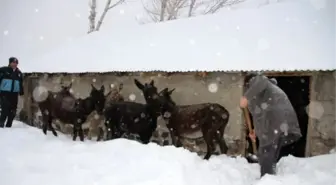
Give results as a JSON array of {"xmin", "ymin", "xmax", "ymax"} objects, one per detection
[{"xmin": 0, "ymin": 94, "xmax": 18, "ymax": 127}]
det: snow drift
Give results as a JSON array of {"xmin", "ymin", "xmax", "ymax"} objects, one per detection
[
  {"xmin": 25, "ymin": 0, "xmax": 335, "ymax": 73},
  {"xmin": 0, "ymin": 121, "xmax": 335, "ymax": 185}
]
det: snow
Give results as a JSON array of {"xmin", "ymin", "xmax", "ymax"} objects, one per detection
[
  {"xmin": 1, "ymin": 121, "xmax": 336, "ymax": 185},
  {"xmin": 24, "ymin": 0, "xmax": 335, "ymax": 73},
  {"xmin": 0, "ymin": 0, "xmax": 144, "ymax": 63}
]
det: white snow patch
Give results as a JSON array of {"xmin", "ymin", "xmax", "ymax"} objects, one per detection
[
  {"xmin": 25, "ymin": 0, "xmax": 335, "ymax": 73},
  {"xmin": 0, "ymin": 121, "xmax": 336, "ymax": 185}
]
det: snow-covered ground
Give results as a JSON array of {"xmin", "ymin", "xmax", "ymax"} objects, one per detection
[{"xmin": 0, "ymin": 121, "xmax": 335, "ymax": 185}]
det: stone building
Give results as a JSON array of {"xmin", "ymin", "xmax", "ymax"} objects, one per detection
[
  {"xmin": 18, "ymin": 70, "xmax": 336, "ymax": 158},
  {"xmin": 17, "ymin": 0, "xmax": 335, "ymax": 158}
]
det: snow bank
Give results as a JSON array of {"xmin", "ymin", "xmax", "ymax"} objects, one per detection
[
  {"xmin": 25, "ymin": 0, "xmax": 335, "ymax": 73},
  {"xmin": 1, "ymin": 121, "xmax": 335, "ymax": 185}
]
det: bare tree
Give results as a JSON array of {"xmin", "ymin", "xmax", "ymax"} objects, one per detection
[
  {"xmin": 141, "ymin": 0, "xmax": 244, "ymax": 23},
  {"xmin": 88, "ymin": 0, "xmax": 125, "ymax": 34}
]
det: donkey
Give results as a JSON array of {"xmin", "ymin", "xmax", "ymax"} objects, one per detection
[
  {"xmin": 37, "ymin": 83, "xmax": 105, "ymax": 141},
  {"xmin": 84, "ymin": 83, "xmax": 125, "ymax": 141},
  {"xmin": 104, "ymin": 80, "xmax": 162, "ymax": 144},
  {"xmin": 155, "ymin": 87, "xmax": 230, "ymax": 160}
]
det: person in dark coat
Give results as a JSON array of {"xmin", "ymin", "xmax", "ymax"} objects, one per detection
[
  {"xmin": 0, "ymin": 57, "xmax": 24, "ymax": 128},
  {"xmin": 240, "ymin": 72, "xmax": 302, "ymax": 177}
]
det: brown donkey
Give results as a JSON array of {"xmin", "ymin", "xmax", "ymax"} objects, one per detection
[
  {"xmin": 157, "ymin": 88, "xmax": 230, "ymax": 160},
  {"xmin": 84, "ymin": 83, "xmax": 125, "ymax": 141}
]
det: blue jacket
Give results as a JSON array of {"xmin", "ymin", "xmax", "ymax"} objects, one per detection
[{"xmin": 0, "ymin": 66, "xmax": 24, "ymax": 95}]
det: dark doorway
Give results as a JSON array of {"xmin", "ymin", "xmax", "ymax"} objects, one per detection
[{"xmin": 245, "ymin": 76, "xmax": 310, "ymax": 160}]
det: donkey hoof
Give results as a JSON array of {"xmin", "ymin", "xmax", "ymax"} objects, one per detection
[{"xmin": 52, "ymin": 132, "xmax": 58, "ymax": 137}]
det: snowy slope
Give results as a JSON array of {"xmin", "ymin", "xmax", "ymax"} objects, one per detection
[
  {"xmin": 0, "ymin": 121, "xmax": 335, "ymax": 185},
  {"xmin": 0, "ymin": 0, "xmax": 143, "ymax": 64},
  {"xmin": 25, "ymin": 0, "xmax": 335, "ymax": 73}
]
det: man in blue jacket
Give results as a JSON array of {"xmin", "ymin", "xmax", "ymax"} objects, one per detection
[{"xmin": 0, "ymin": 57, "xmax": 24, "ymax": 128}]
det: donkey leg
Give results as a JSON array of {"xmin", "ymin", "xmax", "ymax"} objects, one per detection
[
  {"xmin": 202, "ymin": 129, "xmax": 215, "ymax": 160},
  {"xmin": 97, "ymin": 127, "xmax": 104, "ymax": 141},
  {"xmin": 215, "ymin": 126, "xmax": 228, "ymax": 154},
  {"xmin": 49, "ymin": 117, "xmax": 58, "ymax": 137},
  {"xmin": 78, "ymin": 124, "xmax": 84, "ymax": 142},
  {"xmin": 72, "ymin": 125, "xmax": 78, "ymax": 141},
  {"xmin": 42, "ymin": 115, "xmax": 49, "ymax": 135},
  {"xmin": 87, "ymin": 128, "xmax": 92, "ymax": 140}
]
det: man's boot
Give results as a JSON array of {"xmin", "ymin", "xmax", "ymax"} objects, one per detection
[{"xmin": 5, "ymin": 111, "xmax": 16, "ymax": 128}]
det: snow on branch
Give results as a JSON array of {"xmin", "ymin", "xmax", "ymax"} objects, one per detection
[
  {"xmin": 88, "ymin": 0, "xmax": 125, "ymax": 34},
  {"xmin": 141, "ymin": 0, "xmax": 244, "ymax": 23}
]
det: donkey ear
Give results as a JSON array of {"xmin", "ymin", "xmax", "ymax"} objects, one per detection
[
  {"xmin": 159, "ymin": 88, "xmax": 168, "ymax": 95},
  {"xmin": 149, "ymin": 80, "xmax": 154, "ymax": 86},
  {"xmin": 100, "ymin": 85, "xmax": 105, "ymax": 93},
  {"xmin": 68, "ymin": 82, "xmax": 72, "ymax": 89},
  {"xmin": 134, "ymin": 79, "xmax": 144, "ymax": 90},
  {"xmin": 168, "ymin": 88, "xmax": 175, "ymax": 95},
  {"xmin": 91, "ymin": 84, "xmax": 96, "ymax": 89}
]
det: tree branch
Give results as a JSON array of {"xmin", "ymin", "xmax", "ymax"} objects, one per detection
[
  {"xmin": 88, "ymin": 0, "xmax": 97, "ymax": 33},
  {"xmin": 95, "ymin": 0, "xmax": 125, "ymax": 32}
]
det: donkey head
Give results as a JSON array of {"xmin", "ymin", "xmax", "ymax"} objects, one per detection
[
  {"xmin": 134, "ymin": 79, "xmax": 163, "ymax": 113},
  {"xmin": 158, "ymin": 88, "xmax": 177, "ymax": 120},
  {"xmin": 89, "ymin": 84, "xmax": 106, "ymax": 114}
]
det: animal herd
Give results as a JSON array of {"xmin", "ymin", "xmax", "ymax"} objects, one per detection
[{"xmin": 35, "ymin": 79, "xmax": 230, "ymax": 160}]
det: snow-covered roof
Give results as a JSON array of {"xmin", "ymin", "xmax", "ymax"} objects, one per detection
[{"xmin": 25, "ymin": 0, "xmax": 335, "ymax": 73}]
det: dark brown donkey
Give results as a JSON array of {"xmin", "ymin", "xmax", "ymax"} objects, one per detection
[
  {"xmin": 157, "ymin": 88, "xmax": 230, "ymax": 160},
  {"xmin": 36, "ymin": 83, "xmax": 106, "ymax": 141}
]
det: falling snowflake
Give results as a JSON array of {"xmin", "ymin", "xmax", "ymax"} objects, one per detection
[
  {"xmin": 94, "ymin": 114, "xmax": 100, "ymax": 120},
  {"xmin": 312, "ymin": 20, "xmax": 318, "ymax": 24},
  {"xmin": 214, "ymin": 25, "xmax": 221, "ymax": 31},
  {"xmin": 149, "ymin": 43, "xmax": 155, "ymax": 47},
  {"xmin": 300, "ymin": 78, "xmax": 305, "ymax": 83},
  {"xmin": 274, "ymin": 129, "xmax": 278, "ymax": 134},
  {"xmin": 163, "ymin": 112, "xmax": 171, "ymax": 118},
  {"xmin": 306, "ymin": 101, "xmax": 324, "ymax": 119},
  {"xmin": 280, "ymin": 123, "xmax": 289, "ymax": 136},
  {"xmin": 119, "ymin": 9, "xmax": 125, "ymax": 14},
  {"xmin": 35, "ymin": 9, "xmax": 39, "ymax": 12},
  {"xmin": 221, "ymin": 114, "xmax": 228, "ymax": 119},
  {"xmin": 216, "ymin": 52, "xmax": 221, "ymax": 56},
  {"xmin": 67, "ymin": 37, "xmax": 73, "ymax": 42},
  {"xmin": 129, "ymin": 94, "xmax": 136, "ymax": 101},
  {"xmin": 110, "ymin": 84, "xmax": 115, "ymax": 88},
  {"xmin": 261, "ymin": 102, "xmax": 268, "ymax": 109},
  {"xmin": 140, "ymin": 113, "xmax": 146, "ymax": 118},
  {"xmin": 236, "ymin": 26, "xmax": 240, "ymax": 30},
  {"xmin": 257, "ymin": 38, "xmax": 270, "ymax": 51},
  {"xmin": 3, "ymin": 30, "xmax": 9, "ymax": 36},
  {"xmin": 75, "ymin": 13, "xmax": 81, "ymax": 18},
  {"xmin": 69, "ymin": 88, "xmax": 74, "ymax": 94},
  {"xmin": 33, "ymin": 86, "xmax": 49, "ymax": 102},
  {"xmin": 39, "ymin": 36, "xmax": 44, "ymax": 40},
  {"xmin": 208, "ymin": 83, "xmax": 218, "ymax": 93},
  {"xmin": 309, "ymin": 0, "xmax": 326, "ymax": 10},
  {"xmin": 231, "ymin": 76, "xmax": 236, "ymax": 81},
  {"xmin": 189, "ymin": 39, "xmax": 196, "ymax": 45},
  {"xmin": 216, "ymin": 77, "xmax": 221, "ymax": 81},
  {"xmin": 92, "ymin": 78, "xmax": 96, "ymax": 83}
]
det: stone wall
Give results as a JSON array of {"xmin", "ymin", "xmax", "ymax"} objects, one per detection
[
  {"xmin": 308, "ymin": 71, "xmax": 336, "ymax": 156},
  {"xmin": 21, "ymin": 72, "xmax": 245, "ymax": 156}
]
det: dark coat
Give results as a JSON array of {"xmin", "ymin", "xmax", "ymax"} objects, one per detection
[
  {"xmin": 0, "ymin": 66, "xmax": 24, "ymax": 95},
  {"xmin": 244, "ymin": 74, "xmax": 302, "ymax": 147}
]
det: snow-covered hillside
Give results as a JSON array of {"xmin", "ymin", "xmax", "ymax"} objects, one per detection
[
  {"xmin": 25, "ymin": 0, "xmax": 335, "ymax": 72},
  {"xmin": 0, "ymin": 0, "xmax": 143, "ymax": 63},
  {"xmin": 0, "ymin": 121, "xmax": 335, "ymax": 185}
]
